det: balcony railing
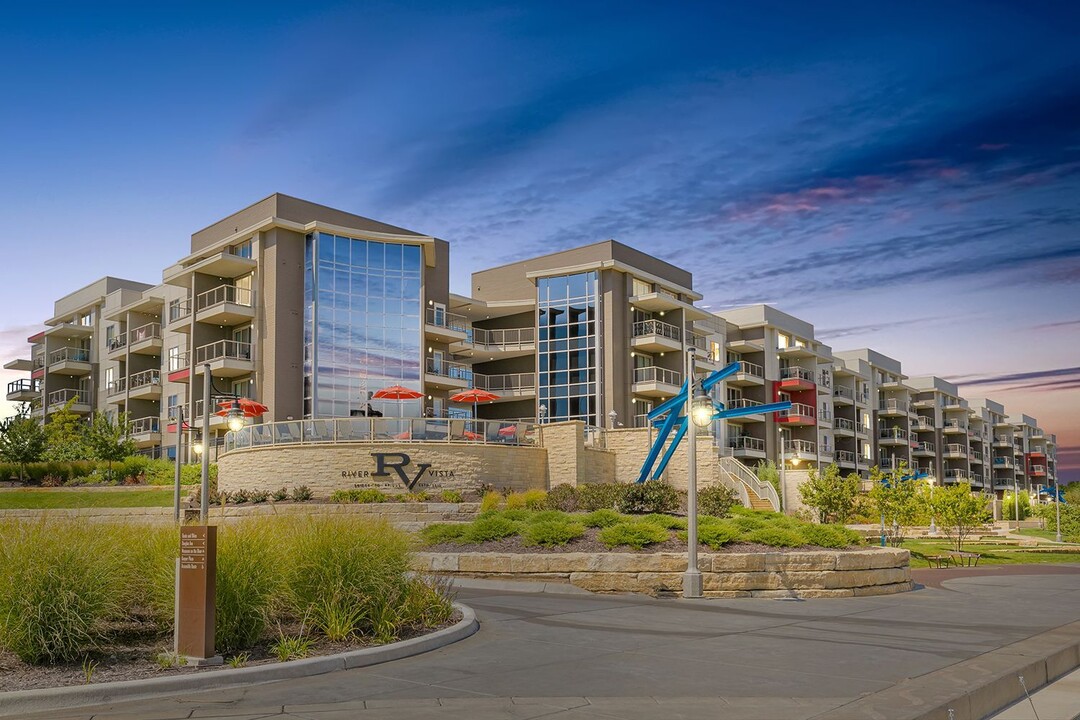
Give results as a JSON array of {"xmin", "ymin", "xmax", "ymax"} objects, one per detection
[
  {"xmin": 912, "ymin": 417, "xmax": 934, "ymax": 431},
  {"xmin": 49, "ymin": 347, "xmax": 90, "ymax": 364},
  {"xmin": 834, "ymin": 385, "xmax": 854, "ymax": 401},
  {"xmin": 971, "ymin": 451, "xmax": 983, "ymax": 462},
  {"xmin": 729, "ymin": 397, "xmax": 763, "ymax": 411},
  {"xmin": 129, "ymin": 322, "xmax": 162, "ymax": 344},
  {"xmin": 129, "ymin": 417, "xmax": 160, "ymax": 435},
  {"xmin": 834, "ymin": 417, "xmax": 855, "ymax": 431},
  {"xmin": 944, "ymin": 419, "xmax": 968, "ymax": 431},
  {"xmin": 634, "ymin": 366, "xmax": 680, "ymax": 386},
  {"xmin": 735, "ymin": 360, "xmax": 764, "ymax": 378},
  {"xmin": 818, "ymin": 371, "xmax": 831, "ymax": 388},
  {"xmin": 168, "ymin": 300, "xmax": 192, "ymax": 324},
  {"xmin": 425, "ymin": 357, "xmax": 472, "ymax": 381},
  {"xmin": 632, "ymin": 319, "xmax": 681, "ymax": 342},
  {"xmin": 105, "ymin": 378, "xmax": 127, "ymax": 395},
  {"xmin": 944, "ymin": 469, "xmax": 969, "ymax": 481},
  {"xmin": 779, "ymin": 366, "xmax": 814, "ymax": 382},
  {"xmin": 818, "ymin": 408, "xmax": 831, "ymax": 421},
  {"xmin": 944, "ymin": 443, "xmax": 967, "ymax": 455},
  {"xmin": 471, "ymin": 327, "xmax": 535, "ymax": 348},
  {"xmin": 879, "ymin": 399, "xmax": 909, "ymax": 414},
  {"xmin": 130, "ymin": 369, "xmax": 161, "ymax": 390},
  {"xmin": 993, "ymin": 457, "xmax": 1013, "ymax": 468},
  {"xmin": 913, "ymin": 441, "xmax": 935, "ymax": 453},
  {"xmin": 196, "ymin": 285, "xmax": 253, "ymax": 311},
  {"xmin": 835, "ymin": 450, "xmax": 856, "ymax": 464},
  {"xmin": 779, "ymin": 402, "xmax": 816, "ymax": 419},
  {"xmin": 879, "ymin": 427, "xmax": 909, "ymax": 441},
  {"xmin": 7, "ymin": 379, "xmax": 39, "ymax": 395},
  {"xmin": 107, "ymin": 334, "xmax": 127, "ymax": 353},
  {"xmin": 729, "ymin": 436, "xmax": 765, "ymax": 452},
  {"xmin": 473, "ymin": 372, "xmax": 535, "ymax": 392},
  {"xmin": 48, "ymin": 388, "xmax": 85, "ymax": 406},
  {"xmin": 785, "ymin": 439, "xmax": 817, "ymax": 455},
  {"xmin": 425, "ymin": 307, "xmax": 469, "ymax": 333},
  {"xmin": 167, "ymin": 352, "xmax": 189, "ymax": 372},
  {"xmin": 687, "ymin": 334, "xmax": 708, "ymax": 352},
  {"xmin": 1030, "ymin": 464, "xmax": 1047, "ymax": 474},
  {"xmin": 195, "ymin": 340, "xmax": 252, "ymax": 364}
]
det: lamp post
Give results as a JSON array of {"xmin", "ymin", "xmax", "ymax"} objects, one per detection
[
  {"xmin": 1013, "ymin": 473, "xmax": 1020, "ymax": 532},
  {"xmin": 200, "ymin": 363, "xmax": 248, "ymax": 523},
  {"xmin": 608, "ymin": 409, "xmax": 618, "ymax": 429},
  {"xmin": 778, "ymin": 426, "xmax": 787, "ymax": 513},
  {"xmin": 172, "ymin": 406, "xmax": 184, "ymax": 524},
  {"xmin": 683, "ymin": 348, "xmax": 714, "ymax": 599},
  {"xmin": 1055, "ymin": 474, "xmax": 1062, "ymax": 543},
  {"xmin": 927, "ymin": 476, "xmax": 937, "ymax": 536}
]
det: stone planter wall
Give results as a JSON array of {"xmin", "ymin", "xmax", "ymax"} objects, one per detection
[{"xmin": 414, "ymin": 548, "xmax": 912, "ymax": 598}]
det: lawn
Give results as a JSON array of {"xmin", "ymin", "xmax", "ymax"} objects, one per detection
[
  {"xmin": 1016, "ymin": 528, "xmax": 1074, "ymax": 543},
  {"xmin": 0, "ymin": 488, "xmax": 175, "ymax": 509},
  {"xmin": 903, "ymin": 539, "xmax": 1080, "ymax": 566}
]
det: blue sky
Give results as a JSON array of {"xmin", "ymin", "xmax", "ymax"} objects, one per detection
[{"xmin": 0, "ymin": 1, "xmax": 1077, "ymax": 479}]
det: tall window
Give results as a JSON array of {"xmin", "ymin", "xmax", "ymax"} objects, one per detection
[
  {"xmin": 167, "ymin": 394, "xmax": 178, "ymax": 420},
  {"xmin": 537, "ymin": 271, "xmax": 598, "ymax": 425},
  {"xmin": 304, "ymin": 232, "xmax": 423, "ymax": 418}
]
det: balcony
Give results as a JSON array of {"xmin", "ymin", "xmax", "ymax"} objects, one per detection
[
  {"xmin": 728, "ymin": 360, "xmax": 765, "ymax": 387},
  {"xmin": 777, "ymin": 402, "xmax": 816, "ymax": 426},
  {"xmin": 425, "ymin": 357, "xmax": 472, "ymax": 390},
  {"xmin": 818, "ymin": 407, "xmax": 832, "ymax": 423},
  {"xmin": 630, "ymin": 319, "xmax": 682, "ymax": 353},
  {"xmin": 778, "ymin": 342, "xmax": 818, "ymax": 360},
  {"xmin": 1030, "ymin": 465, "xmax": 1047, "ymax": 477},
  {"xmin": 167, "ymin": 299, "xmax": 192, "ymax": 331},
  {"xmin": 911, "ymin": 397, "xmax": 935, "ymax": 409},
  {"xmin": 784, "ymin": 439, "xmax": 817, "ymax": 459},
  {"xmin": 425, "ymin": 308, "xmax": 469, "ymax": 344},
  {"xmin": 835, "ymin": 450, "xmax": 857, "ymax": 466},
  {"xmin": 473, "ymin": 372, "xmax": 536, "ymax": 399},
  {"xmin": 128, "ymin": 369, "xmax": 162, "ymax": 400},
  {"xmin": 632, "ymin": 366, "xmax": 681, "ymax": 398},
  {"xmin": 878, "ymin": 427, "xmax": 909, "ymax": 444},
  {"xmin": 163, "ymin": 249, "xmax": 257, "ymax": 286},
  {"xmin": 913, "ymin": 441, "xmax": 935, "ymax": 456},
  {"xmin": 106, "ymin": 333, "xmax": 127, "ymax": 358},
  {"xmin": 911, "ymin": 417, "xmax": 935, "ymax": 432},
  {"xmin": 993, "ymin": 457, "xmax": 1014, "ymax": 470},
  {"xmin": 105, "ymin": 377, "xmax": 127, "ymax": 401},
  {"xmin": 726, "ymin": 337, "xmax": 764, "ymax": 353},
  {"xmin": 195, "ymin": 285, "xmax": 255, "ymax": 326},
  {"xmin": 834, "ymin": 417, "xmax": 855, "ymax": 434},
  {"xmin": 833, "ymin": 385, "xmax": 854, "ymax": 404},
  {"xmin": 943, "ymin": 443, "xmax": 967, "ymax": 459},
  {"xmin": 630, "ymin": 288, "xmax": 709, "ymax": 319},
  {"xmin": 943, "ymin": 469, "xmax": 970, "ymax": 483},
  {"xmin": 728, "ymin": 435, "xmax": 766, "ymax": 458},
  {"xmin": 193, "ymin": 399, "xmax": 230, "ymax": 429},
  {"xmin": 993, "ymin": 435, "xmax": 1012, "ymax": 447},
  {"xmin": 725, "ymin": 397, "xmax": 764, "ymax": 423},
  {"xmin": 943, "ymin": 419, "xmax": 967, "ymax": 434},
  {"xmin": 878, "ymin": 399, "xmax": 908, "ymax": 416},
  {"xmin": 128, "ymin": 323, "xmax": 163, "ymax": 355},
  {"xmin": 167, "ymin": 352, "xmax": 191, "ymax": 383},
  {"xmin": 778, "ymin": 366, "xmax": 815, "ymax": 391},
  {"xmin": 48, "ymin": 347, "xmax": 92, "ymax": 376},
  {"xmin": 194, "ymin": 340, "xmax": 253, "ymax": 377},
  {"xmin": 6, "ymin": 378, "xmax": 40, "ymax": 402},
  {"xmin": 455, "ymin": 326, "xmax": 535, "ymax": 358},
  {"xmin": 47, "ymin": 388, "xmax": 91, "ymax": 414},
  {"xmin": 855, "ymin": 421, "xmax": 869, "ymax": 436},
  {"xmin": 128, "ymin": 417, "xmax": 161, "ymax": 447}
]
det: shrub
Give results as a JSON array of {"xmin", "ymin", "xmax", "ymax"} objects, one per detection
[
  {"xmin": 544, "ymin": 483, "xmax": 578, "ymax": 512},
  {"xmin": 403, "ymin": 491, "xmax": 429, "ymax": 503},
  {"xmin": 598, "ymin": 521, "xmax": 670, "ymax": 550},
  {"xmin": 420, "ymin": 523, "xmax": 468, "ymax": 545},
  {"xmin": 698, "ymin": 485, "xmax": 737, "ymax": 518},
  {"xmin": 745, "ymin": 526, "xmax": 805, "ymax": 547},
  {"xmin": 215, "ymin": 521, "xmax": 284, "ymax": 653},
  {"xmin": 0, "ymin": 520, "xmax": 127, "ymax": 663},
  {"xmin": 479, "ymin": 490, "xmax": 503, "ymax": 512},
  {"xmin": 144, "ymin": 460, "xmax": 216, "ymax": 486},
  {"xmin": 460, "ymin": 514, "xmax": 519, "ymax": 543},
  {"xmin": 331, "ymin": 488, "xmax": 388, "ymax": 504},
  {"xmin": 291, "ymin": 485, "xmax": 313, "ymax": 502},
  {"xmin": 272, "ymin": 487, "xmax": 289, "ymax": 502},
  {"xmin": 695, "ymin": 520, "xmax": 741, "ymax": 549},
  {"xmin": 250, "ymin": 489, "xmax": 269, "ymax": 504},
  {"xmin": 439, "ymin": 489, "xmax": 463, "ymax": 503},
  {"xmin": 271, "ymin": 630, "xmax": 314, "ymax": 662},
  {"xmin": 523, "ymin": 509, "xmax": 566, "ymax": 524},
  {"xmin": 230, "ymin": 489, "xmax": 252, "ymax": 504},
  {"xmin": 616, "ymin": 481, "xmax": 679, "ymax": 514},
  {"xmin": 577, "ymin": 483, "xmax": 626, "ymax": 512},
  {"xmin": 396, "ymin": 577, "xmax": 456, "ymax": 630},
  {"xmin": 522, "ymin": 489, "xmax": 547, "ymax": 510},
  {"xmin": 640, "ymin": 513, "xmax": 687, "ymax": 530},
  {"xmin": 1003, "ymin": 491, "xmax": 1032, "ymax": 521},
  {"xmin": 521, "ymin": 517, "xmax": 585, "ymax": 547},
  {"xmin": 730, "ymin": 513, "xmax": 767, "ymax": 533},
  {"xmin": 799, "ymin": 523, "xmax": 862, "ymax": 549},
  {"xmin": 582, "ymin": 508, "xmax": 622, "ymax": 528}
]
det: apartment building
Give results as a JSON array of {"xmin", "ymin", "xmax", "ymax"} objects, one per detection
[{"xmin": 3, "ymin": 194, "xmax": 1060, "ymax": 495}]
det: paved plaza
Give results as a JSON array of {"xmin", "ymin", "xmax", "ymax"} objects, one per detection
[{"xmin": 12, "ymin": 566, "xmax": 1080, "ymax": 720}]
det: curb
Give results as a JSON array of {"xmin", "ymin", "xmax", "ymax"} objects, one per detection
[
  {"xmin": 0, "ymin": 603, "xmax": 478, "ymax": 718},
  {"xmin": 814, "ymin": 619, "xmax": 1080, "ymax": 720}
]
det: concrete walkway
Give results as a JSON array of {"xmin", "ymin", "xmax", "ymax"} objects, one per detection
[{"xmin": 11, "ymin": 565, "xmax": 1080, "ymax": 720}]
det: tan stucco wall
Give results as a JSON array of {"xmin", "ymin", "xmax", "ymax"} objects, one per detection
[
  {"xmin": 603, "ymin": 427, "xmax": 723, "ymax": 491},
  {"xmin": 218, "ymin": 443, "xmax": 548, "ymax": 498}
]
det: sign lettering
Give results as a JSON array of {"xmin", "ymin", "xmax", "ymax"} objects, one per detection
[{"xmin": 371, "ymin": 452, "xmax": 431, "ymax": 490}]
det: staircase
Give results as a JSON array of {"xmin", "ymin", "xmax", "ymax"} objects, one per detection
[{"xmin": 718, "ymin": 456, "xmax": 780, "ymax": 512}]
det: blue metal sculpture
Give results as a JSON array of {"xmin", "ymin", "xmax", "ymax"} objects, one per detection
[
  {"xmin": 1038, "ymin": 486, "xmax": 1066, "ymax": 503},
  {"xmin": 635, "ymin": 361, "xmax": 792, "ymax": 484}
]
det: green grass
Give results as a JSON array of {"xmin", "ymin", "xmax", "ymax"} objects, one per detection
[
  {"xmin": 903, "ymin": 539, "xmax": 1080, "ymax": 566},
  {"xmin": 0, "ymin": 488, "xmax": 175, "ymax": 509},
  {"xmin": 1015, "ymin": 528, "xmax": 1077, "ymax": 543}
]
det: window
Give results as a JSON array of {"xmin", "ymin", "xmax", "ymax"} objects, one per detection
[
  {"xmin": 231, "ymin": 239, "xmax": 253, "ymax": 258},
  {"xmin": 537, "ymin": 271, "xmax": 598, "ymax": 425},
  {"xmin": 632, "ymin": 278, "xmax": 652, "ymax": 296},
  {"xmin": 167, "ymin": 346, "xmax": 183, "ymax": 372},
  {"xmin": 777, "ymin": 333, "xmax": 790, "ymax": 349},
  {"xmin": 167, "ymin": 394, "xmax": 178, "ymax": 420},
  {"xmin": 232, "ymin": 379, "xmax": 253, "ymax": 399},
  {"xmin": 710, "ymin": 341, "xmax": 722, "ymax": 363},
  {"xmin": 79, "ymin": 312, "xmax": 93, "ymax": 327}
]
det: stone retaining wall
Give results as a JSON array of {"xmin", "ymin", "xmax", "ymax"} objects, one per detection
[{"xmin": 414, "ymin": 548, "xmax": 912, "ymax": 598}]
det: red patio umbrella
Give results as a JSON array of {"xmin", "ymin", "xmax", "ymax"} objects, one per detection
[
  {"xmin": 450, "ymin": 388, "xmax": 500, "ymax": 428},
  {"xmin": 372, "ymin": 385, "xmax": 424, "ymax": 400},
  {"xmin": 216, "ymin": 398, "xmax": 268, "ymax": 418}
]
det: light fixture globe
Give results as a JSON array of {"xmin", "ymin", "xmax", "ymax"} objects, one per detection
[
  {"xmin": 192, "ymin": 438, "xmax": 204, "ymax": 455},
  {"xmin": 690, "ymin": 392, "xmax": 714, "ymax": 428},
  {"xmin": 226, "ymin": 399, "xmax": 246, "ymax": 432}
]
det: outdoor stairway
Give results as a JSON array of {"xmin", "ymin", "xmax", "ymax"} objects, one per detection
[
  {"xmin": 746, "ymin": 494, "xmax": 775, "ymax": 511},
  {"xmin": 717, "ymin": 456, "xmax": 780, "ymax": 512}
]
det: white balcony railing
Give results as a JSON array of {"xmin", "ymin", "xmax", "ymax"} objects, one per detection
[
  {"xmin": 879, "ymin": 427, "xmax": 909, "ymax": 441},
  {"xmin": 879, "ymin": 399, "xmax": 909, "ymax": 414},
  {"xmin": 778, "ymin": 402, "xmax": 816, "ymax": 420},
  {"xmin": 729, "ymin": 436, "xmax": 765, "ymax": 452},
  {"xmin": 913, "ymin": 441, "xmax": 935, "ymax": 453},
  {"xmin": 168, "ymin": 299, "xmax": 192, "ymax": 324},
  {"xmin": 425, "ymin": 307, "xmax": 468, "ymax": 333},
  {"xmin": 634, "ymin": 366, "xmax": 680, "ymax": 386},
  {"xmin": 780, "ymin": 366, "xmax": 815, "ymax": 382},
  {"xmin": 785, "ymin": 439, "xmax": 817, "ymax": 455},
  {"xmin": 195, "ymin": 340, "xmax": 252, "ymax": 364},
  {"xmin": 129, "ymin": 417, "xmax": 160, "ymax": 435},
  {"xmin": 632, "ymin": 319, "xmax": 681, "ymax": 342},
  {"xmin": 129, "ymin": 322, "xmax": 162, "ymax": 344},
  {"xmin": 834, "ymin": 417, "xmax": 855, "ymax": 431},
  {"xmin": 425, "ymin": 357, "xmax": 472, "ymax": 381},
  {"xmin": 49, "ymin": 347, "xmax": 90, "ymax": 364},
  {"xmin": 196, "ymin": 285, "xmax": 253, "ymax": 311},
  {"xmin": 129, "ymin": 369, "xmax": 161, "ymax": 390},
  {"xmin": 735, "ymin": 360, "xmax": 764, "ymax": 377},
  {"xmin": 729, "ymin": 397, "xmax": 763, "ymax": 411},
  {"xmin": 167, "ymin": 352, "xmax": 189, "ymax": 372},
  {"xmin": 835, "ymin": 450, "xmax": 857, "ymax": 464},
  {"xmin": 48, "ymin": 388, "xmax": 85, "ymax": 406},
  {"xmin": 834, "ymin": 386, "xmax": 854, "ymax": 401}
]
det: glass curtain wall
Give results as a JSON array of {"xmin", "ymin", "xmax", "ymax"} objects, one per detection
[
  {"xmin": 304, "ymin": 232, "xmax": 423, "ymax": 419},
  {"xmin": 537, "ymin": 271, "xmax": 598, "ymax": 425}
]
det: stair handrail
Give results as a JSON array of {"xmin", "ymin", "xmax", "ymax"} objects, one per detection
[{"xmin": 719, "ymin": 456, "xmax": 780, "ymax": 511}]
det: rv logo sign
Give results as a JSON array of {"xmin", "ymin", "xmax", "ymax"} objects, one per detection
[{"xmin": 340, "ymin": 453, "xmax": 455, "ymax": 490}]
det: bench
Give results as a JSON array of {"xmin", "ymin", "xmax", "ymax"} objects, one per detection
[
  {"xmin": 947, "ymin": 551, "xmax": 981, "ymax": 567},
  {"xmin": 924, "ymin": 554, "xmax": 952, "ymax": 568}
]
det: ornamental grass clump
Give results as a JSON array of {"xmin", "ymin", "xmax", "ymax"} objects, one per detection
[
  {"xmin": 0, "ymin": 520, "xmax": 128, "ymax": 664},
  {"xmin": 520, "ymin": 517, "xmax": 585, "ymax": 547},
  {"xmin": 214, "ymin": 520, "xmax": 286, "ymax": 653},
  {"xmin": 598, "ymin": 521, "xmax": 669, "ymax": 550},
  {"xmin": 582, "ymin": 508, "xmax": 622, "ymax": 528}
]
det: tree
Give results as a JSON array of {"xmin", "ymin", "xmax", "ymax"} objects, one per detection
[
  {"xmin": 1063, "ymin": 483, "xmax": 1080, "ymax": 507},
  {"xmin": 798, "ymin": 463, "xmax": 860, "ymax": 523},
  {"xmin": 755, "ymin": 460, "xmax": 781, "ymax": 508},
  {"xmin": 43, "ymin": 397, "xmax": 88, "ymax": 461},
  {"xmin": 930, "ymin": 483, "xmax": 990, "ymax": 552},
  {"xmin": 1002, "ymin": 490, "xmax": 1031, "ymax": 521},
  {"xmin": 868, "ymin": 461, "xmax": 924, "ymax": 547},
  {"xmin": 85, "ymin": 411, "xmax": 136, "ymax": 483},
  {"xmin": 0, "ymin": 411, "xmax": 46, "ymax": 482}
]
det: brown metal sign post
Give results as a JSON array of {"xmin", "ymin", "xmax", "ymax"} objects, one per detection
[{"xmin": 176, "ymin": 525, "xmax": 222, "ymax": 665}]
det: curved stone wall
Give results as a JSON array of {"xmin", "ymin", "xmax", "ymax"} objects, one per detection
[
  {"xmin": 217, "ymin": 443, "xmax": 548, "ymax": 497},
  {"xmin": 414, "ymin": 548, "xmax": 912, "ymax": 598}
]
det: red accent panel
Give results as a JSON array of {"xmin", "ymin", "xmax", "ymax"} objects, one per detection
[
  {"xmin": 27, "ymin": 331, "xmax": 44, "ymax": 343},
  {"xmin": 777, "ymin": 377, "xmax": 816, "ymax": 392},
  {"xmin": 168, "ymin": 369, "xmax": 190, "ymax": 383},
  {"xmin": 31, "ymin": 368, "xmax": 44, "ymax": 380}
]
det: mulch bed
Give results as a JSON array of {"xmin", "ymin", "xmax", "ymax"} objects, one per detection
[
  {"xmin": 0, "ymin": 612, "xmax": 461, "ymax": 693},
  {"xmin": 423, "ymin": 527, "xmax": 863, "ymax": 555}
]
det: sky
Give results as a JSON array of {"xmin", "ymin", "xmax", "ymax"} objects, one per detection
[{"xmin": 0, "ymin": 1, "xmax": 1077, "ymax": 480}]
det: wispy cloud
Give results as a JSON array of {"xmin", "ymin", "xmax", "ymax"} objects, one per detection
[
  {"xmin": 951, "ymin": 366, "xmax": 1080, "ymax": 392},
  {"xmin": 817, "ymin": 316, "xmax": 946, "ymax": 340}
]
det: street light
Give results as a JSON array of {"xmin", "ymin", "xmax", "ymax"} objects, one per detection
[
  {"xmin": 192, "ymin": 436, "xmax": 204, "ymax": 456},
  {"xmin": 777, "ymin": 427, "xmax": 788, "ymax": 513},
  {"xmin": 1055, "ymin": 475, "xmax": 1062, "ymax": 543},
  {"xmin": 927, "ymin": 476, "xmax": 938, "ymax": 536},
  {"xmin": 683, "ymin": 347, "xmax": 711, "ymax": 599},
  {"xmin": 200, "ymin": 363, "xmax": 254, "ymax": 522}
]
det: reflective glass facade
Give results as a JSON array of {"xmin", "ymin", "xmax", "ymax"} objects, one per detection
[
  {"xmin": 304, "ymin": 232, "xmax": 423, "ymax": 418},
  {"xmin": 537, "ymin": 271, "xmax": 598, "ymax": 424}
]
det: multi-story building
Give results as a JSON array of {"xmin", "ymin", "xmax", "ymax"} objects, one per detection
[{"xmin": 2, "ymin": 194, "xmax": 1061, "ymax": 498}]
